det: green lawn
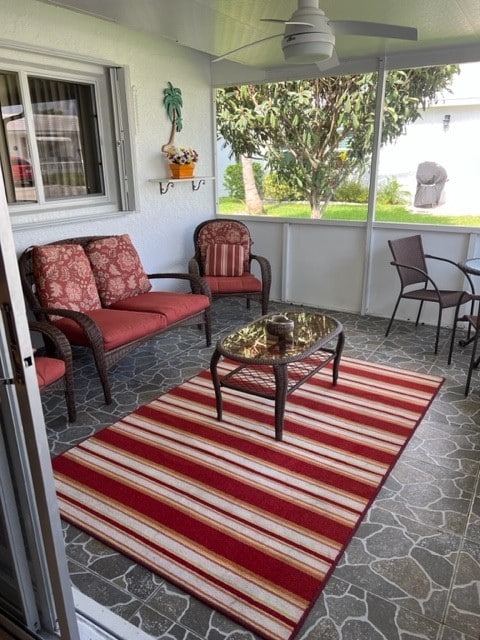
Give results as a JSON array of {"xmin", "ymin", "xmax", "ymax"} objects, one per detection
[{"xmin": 218, "ymin": 197, "xmax": 480, "ymax": 226}]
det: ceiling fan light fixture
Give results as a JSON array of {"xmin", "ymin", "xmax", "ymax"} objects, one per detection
[{"xmin": 281, "ymin": 32, "xmax": 335, "ymax": 63}]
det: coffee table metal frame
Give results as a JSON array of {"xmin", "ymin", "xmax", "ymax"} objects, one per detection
[{"xmin": 210, "ymin": 311, "xmax": 344, "ymax": 441}]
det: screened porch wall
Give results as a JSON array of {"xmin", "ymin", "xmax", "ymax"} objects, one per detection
[{"xmin": 243, "ymin": 217, "xmax": 480, "ymax": 329}]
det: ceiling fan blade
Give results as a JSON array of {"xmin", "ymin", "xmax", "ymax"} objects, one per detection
[
  {"xmin": 330, "ymin": 20, "xmax": 418, "ymax": 41},
  {"xmin": 212, "ymin": 34, "xmax": 283, "ymax": 62},
  {"xmin": 261, "ymin": 18, "xmax": 316, "ymax": 27},
  {"xmin": 315, "ymin": 47, "xmax": 339, "ymax": 71}
]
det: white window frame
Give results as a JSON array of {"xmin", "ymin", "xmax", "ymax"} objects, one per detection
[{"xmin": 0, "ymin": 43, "xmax": 137, "ymax": 228}]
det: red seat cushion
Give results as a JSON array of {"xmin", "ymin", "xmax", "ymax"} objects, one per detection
[
  {"xmin": 203, "ymin": 274, "xmax": 262, "ymax": 294},
  {"xmin": 85, "ymin": 234, "xmax": 152, "ymax": 307},
  {"xmin": 53, "ymin": 309, "xmax": 167, "ymax": 351},
  {"xmin": 35, "ymin": 356, "xmax": 66, "ymax": 387},
  {"xmin": 110, "ymin": 292, "xmax": 210, "ymax": 324}
]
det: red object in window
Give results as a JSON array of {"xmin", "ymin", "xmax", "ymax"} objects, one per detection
[{"xmin": 11, "ymin": 156, "xmax": 33, "ymax": 186}]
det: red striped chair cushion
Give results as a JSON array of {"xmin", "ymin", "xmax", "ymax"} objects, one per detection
[{"xmin": 204, "ymin": 244, "xmax": 244, "ymax": 276}]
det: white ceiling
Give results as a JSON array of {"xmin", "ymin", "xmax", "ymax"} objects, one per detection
[{"xmin": 36, "ymin": 0, "xmax": 480, "ymax": 84}]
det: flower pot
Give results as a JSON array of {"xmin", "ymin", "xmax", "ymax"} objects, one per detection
[{"xmin": 169, "ymin": 163, "xmax": 195, "ymax": 179}]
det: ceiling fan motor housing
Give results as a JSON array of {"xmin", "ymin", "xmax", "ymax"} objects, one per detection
[
  {"xmin": 282, "ymin": 1, "xmax": 335, "ymax": 62},
  {"xmin": 282, "ymin": 31, "xmax": 335, "ymax": 62}
]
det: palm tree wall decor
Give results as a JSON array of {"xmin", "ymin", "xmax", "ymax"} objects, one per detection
[{"xmin": 162, "ymin": 81, "xmax": 183, "ymax": 152}]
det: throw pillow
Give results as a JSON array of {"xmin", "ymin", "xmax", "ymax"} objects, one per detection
[
  {"xmin": 32, "ymin": 244, "xmax": 102, "ymax": 313},
  {"xmin": 204, "ymin": 243, "xmax": 244, "ymax": 277},
  {"xmin": 197, "ymin": 220, "xmax": 251, "ymax": 273},
  {"xmin": 85, "ymin": 234, "xmax": 152, "ymax": 307}
]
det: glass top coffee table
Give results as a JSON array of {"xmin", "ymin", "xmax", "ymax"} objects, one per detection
[{"xmin": 210, "ymin": 311, "xmax": 344, "ymax": 441}]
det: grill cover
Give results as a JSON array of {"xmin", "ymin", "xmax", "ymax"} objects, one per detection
[{"xmin": 414, "ymin": 161, "xmax": 448, "ymax": 207}]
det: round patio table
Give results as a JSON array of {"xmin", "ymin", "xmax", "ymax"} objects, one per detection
[
  {"xmin": 459, "ymin": 258, "xmax": 480, "ymax": 277},
  {"xmin": 454, "ymin": 258, "xmax": 480, "ymax": 351}
]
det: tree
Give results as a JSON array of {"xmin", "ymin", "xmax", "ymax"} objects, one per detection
[
  {"xmin": 216, "ymin": 66, "xmax": 460, "ymax": 218},
  {"xmin": 217, "ymin": 85, "xmax": 272, "ymax": 214},
  {"xmin": 240, "ymin": 156, "xmax": 264, "ymax": 214}
]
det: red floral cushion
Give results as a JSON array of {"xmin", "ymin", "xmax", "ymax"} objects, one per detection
[
  {"xmin": 32, "ymin": 244, "xmax": 102, "ymax": 314},
  {"xmin": 204, "ymin": 243, "xmax": 244, "ymax": 276},
  {"xmin": 85, "ymin": 234, "xmax": 152, "ymax": 307}
]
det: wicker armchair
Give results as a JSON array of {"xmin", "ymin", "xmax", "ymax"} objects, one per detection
[
  {"xmin": 30, "ymin": 321, "xmax": 76, "ymax": 422},
  {"xmin": 189, "ymin": 218, "xmax": 271, "ymax": 315},
  {"xmin": 385, "ymin": 234, "xmax": 474, "ymax": 354}
]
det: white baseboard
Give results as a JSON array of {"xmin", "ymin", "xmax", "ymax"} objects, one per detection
[{"xmin": 74, "ymin": 590, "xmax": 153, "ymax": 640}]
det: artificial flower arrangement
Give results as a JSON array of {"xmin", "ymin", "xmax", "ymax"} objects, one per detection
[{"xmin": 164, "ymin": 144, "xmax": 199, "ymax": 165}]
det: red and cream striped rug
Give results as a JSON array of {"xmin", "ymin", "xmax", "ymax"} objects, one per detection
[{"xmin": 52, "ymin": 357, "xmax": 443, "ymax": 640}]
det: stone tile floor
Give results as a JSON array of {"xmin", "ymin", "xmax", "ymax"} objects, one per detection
[{"xmin": 41, "ymin": 298, "xmax": 480, "ymax": 640}]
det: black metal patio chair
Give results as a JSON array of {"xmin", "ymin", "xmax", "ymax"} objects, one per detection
[{"xmin": 385, "ymin": 234, "xmax": 474, "ymax": 354}]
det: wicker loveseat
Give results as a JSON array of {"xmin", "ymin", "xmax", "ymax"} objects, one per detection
[{"xmin": 19, "ymin": 234, "xmax": 212, "ymax": 404}]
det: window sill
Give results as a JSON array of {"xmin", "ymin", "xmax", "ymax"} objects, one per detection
[{"xmin": 10, "ymin": 205, "xmax": 134, "ymax": 230}]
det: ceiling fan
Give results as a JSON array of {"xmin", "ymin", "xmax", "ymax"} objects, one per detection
[{"xmin": 213, "ymin": 0, "xmax": 418, "ymax": 68}]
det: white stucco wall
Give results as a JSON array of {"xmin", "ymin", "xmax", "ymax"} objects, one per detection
[{"xmin": 3, "ymin": 0, "xmax": 216, "ymax": 276}]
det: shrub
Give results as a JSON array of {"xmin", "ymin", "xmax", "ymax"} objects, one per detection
[
  {"xmin": 377, "ymin": 177, "xmax": 410, "ymax": 205},
  {"xmin": 263, "ymin": 172, "xmax": 303, "ymax": 201},
  {"xmin": 334, "ymin": 180, "xmax": 369, "ymax": 203}
]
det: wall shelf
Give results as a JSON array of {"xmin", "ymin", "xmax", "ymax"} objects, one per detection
[{"xmin": 149, "ymin": 176, "xmax": 215, "ymax": 195}]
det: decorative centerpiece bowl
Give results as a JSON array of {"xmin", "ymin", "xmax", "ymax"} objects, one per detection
[{"xmin": 266, "ymin": 314, "xmax": 294, "ymax": 336}]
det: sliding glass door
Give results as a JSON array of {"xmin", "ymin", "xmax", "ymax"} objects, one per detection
[{"xmin": 0, "ymin": 173, "xmax": 79, "ymax": 639}]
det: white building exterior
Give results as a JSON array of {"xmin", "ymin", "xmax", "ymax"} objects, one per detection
[{"xmin": 379, "ymin": 61, "xmax": 480, "ymax": 213}]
